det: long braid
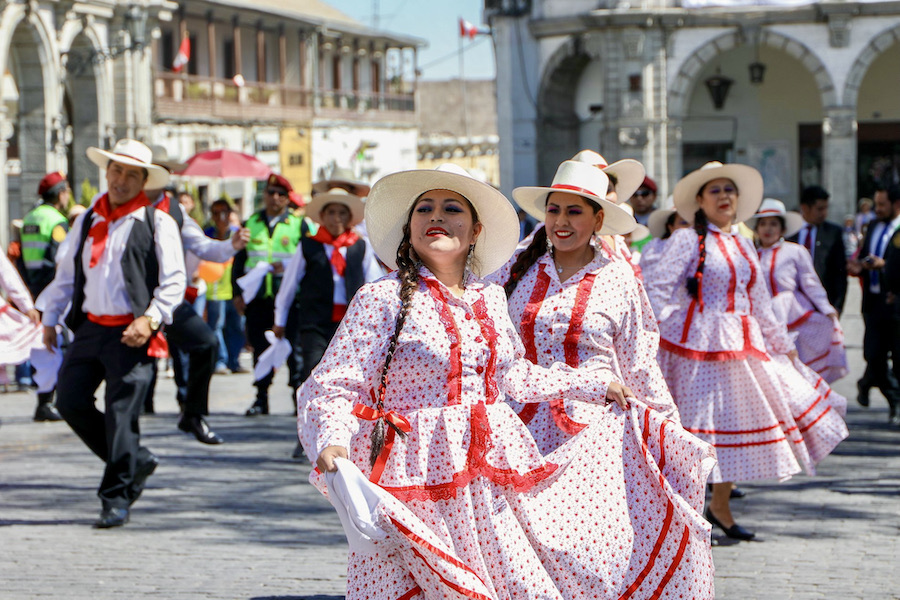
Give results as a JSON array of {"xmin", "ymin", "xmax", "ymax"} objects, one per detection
[
  {"xmin": 686, "ymin": 208, "xmax": 708, "ymax": 300},
  {"xmin": 369, "ymin": 222, "xmax": 417, "ymax": 466},
  {"xmin": 504, "ymin": 226, "xmax": 549, "ymax": 297}
]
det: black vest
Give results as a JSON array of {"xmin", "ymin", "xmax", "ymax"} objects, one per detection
[
  {"xmin": 65, "ymin": 207, "xmax": 160, "ymax": 332},
  {"xmin": 296, "ymin": 236, "xmax": 365, "ymax": 326}
]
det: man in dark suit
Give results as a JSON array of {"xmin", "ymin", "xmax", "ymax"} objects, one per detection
[
  {"xmin": 849, "ymin": 186, "xmax": 900, "ymax": 425},
  {"xmin": 788, "ymin": 185, "xmax": 848, "ymax": 314}
]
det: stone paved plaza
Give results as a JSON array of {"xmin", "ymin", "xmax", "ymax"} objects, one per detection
[{"xmin": 1, "ymin": 285, "xmax": 898, "ymax": 599}]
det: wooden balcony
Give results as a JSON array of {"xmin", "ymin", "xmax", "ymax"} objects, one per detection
[{"xmin": 154, "ymin": 73, "xmax": 416, "ymax": 125}]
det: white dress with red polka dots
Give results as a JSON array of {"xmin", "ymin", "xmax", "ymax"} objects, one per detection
[
  {"xmin": 0, "ymin": 252, "xmax": 43, "ymax": 365},
  {"xmin": 757, "ymin": 240, "xmax": 849, "ymax": 383},
  {"xmin": 495, "ymin": 248, "xmax": 717, "ymax": 598},
  {"xmin": 646, "ymin": 225, "xmax": 848, "ymax": 483},
  {"xmin": 299, "ymin": 268, "xmax": 715, "ymax": 599}
]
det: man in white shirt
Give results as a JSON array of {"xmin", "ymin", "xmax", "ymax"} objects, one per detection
[{"xmin": 38, "ymin": 140, "xmax": 186, "ymax": 528}]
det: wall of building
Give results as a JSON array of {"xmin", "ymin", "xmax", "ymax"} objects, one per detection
[{"xmin": 310, "ymin": 123, "xmax": 417, "ymax": 190}]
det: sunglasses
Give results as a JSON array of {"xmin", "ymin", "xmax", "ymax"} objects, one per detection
[
  {"xmin": 633, "ymin": 189, "xmax": 653, "ymax": 198},
  {"xmin": 267, "ymin": 188, "xmax": 288, "ymax": 196}
]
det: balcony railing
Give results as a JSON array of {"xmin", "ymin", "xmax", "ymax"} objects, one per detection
[{"xmin": 155, "ymin": 72, "xmax": 415, "ymax": 122}]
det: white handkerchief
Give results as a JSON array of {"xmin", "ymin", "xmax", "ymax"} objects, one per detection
[
  {"xmin": 325, "ymin": 457, "xmax": 388, "ymax": 553},
  {"xmin": 236, "ymin": 261, "xmax": 273, "ymax": 304},
  {"xmin": 31, "ymin": 344, "xmax": 64, "ymax": 393},
  {"xmin": 253, "ymin": 330, "xmax": 292, "ymax": 382}
]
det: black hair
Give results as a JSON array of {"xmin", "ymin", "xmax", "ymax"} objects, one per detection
[
  {"xmin": 800, "ymin": 185, "xmax": 829, "ymax": 206},
  {"xmin": 505, "ymin": 192, "xmax": 601, "ymax": 297}
]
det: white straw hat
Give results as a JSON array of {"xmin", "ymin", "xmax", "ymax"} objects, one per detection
[
  {"xmin": 513, "ymin": 160, "xmax": 637, "ymax": 236},
  {"xmin": 746, "ymin": 198, "xmax": 805, "ymax": 238},
  {"xmin": 648, "ymin": 208, "xmax": 676, "ymax": 239},
  {"xmin": 570, "ymin": 149, "xmax": 646, "ymax": 203},
  {"xmin": 672, "ymin": 161, "xmax": 763, "ymax": 225},
  {"xmin": 365, "ymin": 164, "xmax": 519, "ymax": 276},
  {"xmin": 619, "ymin": 203, "xmax": 650, "ymax": 240},
  {"xmin": 305, "ymin": 188, "xmax": 365, "ymax": 228},
  {"xmin": 313, "ymin": 166, "xmax": 371, "ymax": 197},
  {"xmin": 87, "ymin": 139, "xmax": 170, "ymax": 190}
]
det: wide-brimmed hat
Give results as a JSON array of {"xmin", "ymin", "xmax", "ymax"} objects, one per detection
[
  {"xmin": 570, "ymin": 149, "xmax": 646, "ymax": 203},
  {"xmin": 673, "ymin": 161, "xmax": 763, "ymax": 224},
  {"xmin": 746, "ymin": 198, "xmax": 805, "ymax": 238},
  {"xmin": 365, "ymin": 164, "xmax": 519, "ymax": 276},
  {"xmin": 648, "ymin": 208, "xmax": 675, "ymax": 238},
  {"xmin": 306, "ymin": 188, "xmax": 365, "ymax": 228},
  {"xmin": 513, "ymin": 160, "xmax": 637, "ymax": 236},
  {"xmin": 149, "ymin": 145, "xmax": 188, "ymax": 174},
  {"xmin": 87, "ymin": 139, "xmax": 170, "ymax": 190},
  {"xmin": 619, "ymin": 203, "xmax": 650, "ymax": 240},
  {"xmin": 313, "ymin": 166, "xmax": 371, "ymax": 197}
]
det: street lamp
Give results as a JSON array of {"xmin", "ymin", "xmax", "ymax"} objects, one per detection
[
  {"xmin": 704, "ymin": 69, "xmax": 733, "ymax": 110},
  {"xmin": 749, "ymin": 45, "xmax": 765, "ymax": 84}
]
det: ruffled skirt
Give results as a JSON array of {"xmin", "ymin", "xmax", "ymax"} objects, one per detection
[
  {"xmin": 790, "ymin": 311, "xmax": 849, "ymax": 384},
  {"xmin": 313, "ymin": 401, "xmax": 716, "ymax": 600},
  {"xmin": 658, "ymin": 348, "xmax": 848, "ymax": 482},
  {"xmin": 0, "ymin": 304, "xmax": 43, "ymax": 366}
]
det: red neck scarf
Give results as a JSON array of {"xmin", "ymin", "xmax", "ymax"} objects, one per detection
[
  {"xmin": 310, "ymin": 227, "xmax": 359, "ymax": 276},
  {"xmin": 89, "ymin": 192, "xmax": 152, "ymax": 268}
]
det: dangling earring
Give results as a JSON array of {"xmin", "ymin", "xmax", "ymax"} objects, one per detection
[
  {"xmin": 465, "ymin": 244, "xmax": 475, "ymax": 274},
  {"xmin": 546, "ymin": 235, "xmax": 553, "ymax": 254}
]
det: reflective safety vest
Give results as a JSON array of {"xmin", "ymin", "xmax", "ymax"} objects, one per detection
[
  {"xmin": 21, "ymin": 203, "xmax": 67, "ymax": 271},
  {"xmin": 245, "ymin": 211, "xmax": 302, "ymax": 298}
]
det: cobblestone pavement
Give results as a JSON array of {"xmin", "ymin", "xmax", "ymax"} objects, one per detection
[{"xmin": 1, "ymin": 285, "xmax": 897, "ymax": 599}]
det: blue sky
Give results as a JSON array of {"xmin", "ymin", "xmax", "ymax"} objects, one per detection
[{"xmin": 334, "ymin": 0, "xmax": 496, "ymax": 80}]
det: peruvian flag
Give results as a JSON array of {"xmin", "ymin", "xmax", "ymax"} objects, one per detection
[
  {"xmin": 459, "ymin": 18, "xmax": 489, "ymax": 40},
  {"xmin": 173, "ymin": 34, "xmax": 190, "ymax": 72}
]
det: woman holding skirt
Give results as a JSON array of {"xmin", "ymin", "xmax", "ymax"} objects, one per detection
[
  {"xmin": 646, "ymin": 162, "xmax": 848, "ymax": 541},
  {"xmin": 299, "ymin": 164, "xmax": 715, "ymax": 599}
]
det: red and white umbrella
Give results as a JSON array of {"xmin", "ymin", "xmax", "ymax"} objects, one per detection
[{"xmin": 179, "ymin": 149, "xmax": 272, "ymax": 180}]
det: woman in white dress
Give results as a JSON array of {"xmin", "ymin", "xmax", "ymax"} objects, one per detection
[
  {"xmin": 748, "ymin": 198, "xmax": 849, "ymax": 383},
  {"xmin": 646, "ymin": 162, "xmax": 848, "ymax": 541}
]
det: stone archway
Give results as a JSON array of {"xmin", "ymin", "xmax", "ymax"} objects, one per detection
[
  {"xmin": 667, "ymin": 29, "xmax": 839, "ymax": 207},
  {"xmin": 843, "ymin": 25, "xmax": 900, "ymax": 108},
  {"xmin": 668, "ymin": 30, "xmax": 837, "ymax": 120},
  {"xmin": 4, "ymin": 20, "xmax": 53, "ymax": 223},
  {"xmin": 536, "ymin": 38, "xmax": 591, "ymax": 185}
]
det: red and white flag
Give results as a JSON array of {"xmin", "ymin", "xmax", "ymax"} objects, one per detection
[
  {"xmin": 173, "ymin": 34, "xmax": 190, "ymax": 72},
  {"xmin": 458, "ymin": 18, "xmax": 489, "ymax": 40}
]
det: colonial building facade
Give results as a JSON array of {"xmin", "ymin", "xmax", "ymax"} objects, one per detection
[
  {"xmin": 0, "ymin": 0, "xmax": 420, "ymax": 247},
  {"xmin": 489, "ymin": 0, "xmax": 900, "ymax": 217}
]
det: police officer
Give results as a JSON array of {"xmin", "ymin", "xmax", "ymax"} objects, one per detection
[
  {"xmin": 21, "ymin": 172, "xmax": 70, "ymax": 421},
  {"xmin": 232, "ymin": 174, "xmax": 304, "ymax": 416}
]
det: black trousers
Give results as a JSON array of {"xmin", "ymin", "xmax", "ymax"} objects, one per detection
[
  {"xmin": 244, "ymin": 296, "xmax": 303, "ymax": 398},
  {"xmin": 298, "ymin": 321, "xmax": 341, "ymax": 382},
  {"xmin": 860, "ymin": 307, "xmax": 900, "ymax": 410},
  {"xmin": 56, "ymin": 322, "xmax": 155, "ymax": 509},
  {"xmin": 164, "ymin": 302, "xmax": 218, "ymax": 416}
]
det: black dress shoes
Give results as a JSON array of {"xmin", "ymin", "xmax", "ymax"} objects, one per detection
[
  {"xmin": 245, "ymin": 399, "xmax": 269, "ymax": 416},
  {"xmin": 34, "ymin": 403, "xmax": 63, "ymax": 422},
  {"xmin": 94, "ymin": 507, "xmax": 129, "ymax": 529},
  {"xmin": 857, "ymin": 381, "xmax": 870, "ymax": 408},
  {"xmin": 705, "ymin": 508, "xmax": 756, "ymax": 541},
  {"xmin": 131, "ymin": 451, "xmax": 159, "ymax": 505},
  {"xmin": 178, "ymin": 415, "xmax": 224, "ymax": 444}
]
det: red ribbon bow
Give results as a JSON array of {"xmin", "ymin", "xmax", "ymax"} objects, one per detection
[{"xmin": 352, "ymin": 401, "xmax": 411, "ymax": 484}]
